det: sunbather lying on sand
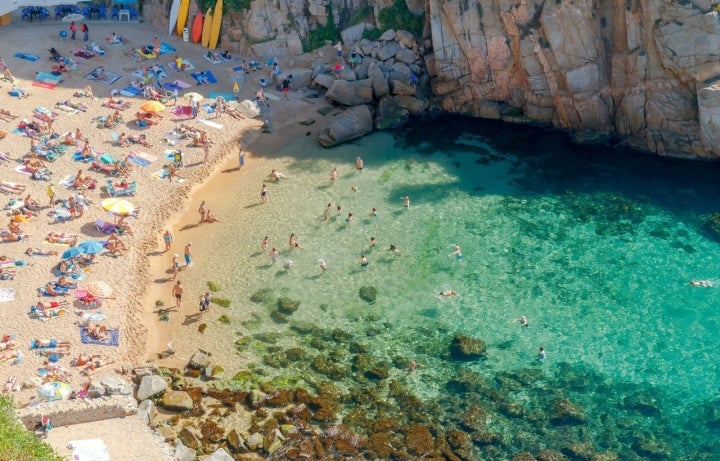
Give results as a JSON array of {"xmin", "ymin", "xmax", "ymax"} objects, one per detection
[
  {"xmin": 35, "ymin": 300, "xmax": 68, "ymax": 309},
  {"xmin": 0, "ymin": 337, "xmax": 15, "ymax": 352},
  {"xmin": 25, "ymin": 247, "xmax": 58, "ymax": 257},
  {"xmin": 128, "ymin": 134, "xmax": 152, "ymax": 147},
  {"xmin": 31, "ymin": 339, "xmax": 70, "ymax": 349},
  {"xmin": 81, "ymin": 356, "xmax": 114, "ymax": 375},
  {"xmin": 0, "ymin": 268, "xmax": 15, "ymax": 280},
  {"xmin": 0, "ymin": 350, "xmax": 21, "ymax": 364},
  {"xmin": 103, "ymin": 97, "xmax": 131, "ymax": 110},
  {"xmin": 46, "ymin": 232, "xmax": 77, "ymax": 245},
  {"xmin": 42, "ymin": 283, "xmax": 68, "ymax": 297},
  {"xmin": 71, "ymin": 352, "xmax": 102, "ymax": 367},
  {"xmin": 0, "ymin": 108, "xmax": 18, "ymax": 120}
]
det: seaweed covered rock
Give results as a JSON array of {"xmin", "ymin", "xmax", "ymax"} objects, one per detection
[
  {"xmin": 550, "ymin": 398, "xmax": 587, "ymax": 425},
  {"xmin": 277, "ymin": 297, "xmax": 301, "ymax": 314},
  {"xmin": 449, "ymin": 335, "xmax": 486, "ymax": 360},
  {"xmin": 358, "ymin": 285, "xmax": 377, "ymax": 303},
  {"xmin": 405, "ymin": 423, "xmax": 435, "ymax": 456},
  {"xmin": 250, "ymin": 288, "xmax": 274, "ymax": 304}
]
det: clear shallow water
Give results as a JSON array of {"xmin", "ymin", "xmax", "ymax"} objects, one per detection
[{"xmin": 184, "ymin": 117, "xmax": 720, "ymax": 457}]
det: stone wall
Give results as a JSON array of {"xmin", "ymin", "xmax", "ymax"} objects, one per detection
[{"xmin": 17, "ymin": 395, "xmax": 137, "ymax": 430}]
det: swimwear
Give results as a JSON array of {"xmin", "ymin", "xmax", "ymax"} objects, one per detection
[
  {"xmin": 361, "ymin": 261, "xmax": 368, "ymax": 267},
  {"xmin": 184, "ymin": 254, "xmax": 191, "ymax": 265},
  {"xmin": 175, "ymin": 293, "xmax": 182, "ymax": 300}
]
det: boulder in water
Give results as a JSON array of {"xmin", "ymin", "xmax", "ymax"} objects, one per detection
[
  {"xmin": 449, "ymin": 335, "xmax": 486, "ymax": 360},
  {"xmin": 358, "ymin": 285, "xmax": 377, "ymax": 303}
]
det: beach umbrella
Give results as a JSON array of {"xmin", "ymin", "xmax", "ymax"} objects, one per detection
[
  {"xmin": 101, "ymin": 198, "xmax": 135, "ymax": 216},
  {"xmin": 88, "ymin": 280, "xmax": 113, "ymax": 298},
  {"xmin": 78, "ymin": 240, "xmax": 105, "ymax": 255},
  {"xmin": 62, "ymin": 13, "xmax": 85, "ymax": 22},
  {"xmin": 140, "ymin": 101, "xmax": 165, "ymax": 114},
  {"xmin": 37, "ymin": 381, "xmax": 72, "ymax": 401},
  {"xmin": 184, "ymin": 92, "xmax": 203, "ymax": 102},
  {"xmin": 62, "ymin": 246, "xmax": 82, "ymax": 260}
]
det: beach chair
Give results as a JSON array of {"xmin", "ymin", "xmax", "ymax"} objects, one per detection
[
  {"xmin": 105, "ymin": 179, "xmax": 136, "ymax": 197},
  {"xmin": 94, "ymin": 219, "xmax": 117, "ymax": 235}
]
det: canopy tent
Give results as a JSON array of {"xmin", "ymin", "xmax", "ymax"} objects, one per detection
[
  {"xmin": 1, "ymin": 1, "xmax": 80, "ymax": 15},
  {"xmin": 112, "ymin": 0, "xmax": 137, "ymax": 4}
]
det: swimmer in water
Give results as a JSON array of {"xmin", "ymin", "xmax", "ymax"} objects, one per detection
[
  {"xmin": 407, "ymin": 360, "xmax": 418, "ymax": 373},
  {"xmin": 261, "ymin": 235, "xmax": 270, "ymax": 250},
  {"xmin": 436, "ymin": 290, "xmax": 458, "ymax": 300},
  {"xmin": 369, "ymin": 208, "xmax": 377, "ymax": 217},
  {"xmin": 537, "ymin": 347, "xmax": 546, "ymax": 361},
  {"xmin": 283, "ymin": 259, "xmax": 294, "ymax": 270},
  {"xmin": 389, "ymin": 244, "xmax": 401, "ymax": 255},
  {"xmin": 360, "ymin": 254, "xmax": 368, "ymax": 267},
  {"xmin": 690, "ymin": 280, "xmax": 713, "ymax": 288},
  {"xmin": 319, "ymin": 258, "xmax": 327, "ymax": 271},
  {"xmin": 450, "ymin": 245, "xmax": 462, "ymax": 260},
  {"xmin": 369, "ymin": 237, "xmax": 376, "ymax": 248},
  {"xmin": 515, "ymin": 316, "xmax": 529, "ymax": 327}
]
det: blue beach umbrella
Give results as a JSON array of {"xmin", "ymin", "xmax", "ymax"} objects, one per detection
[
  {"xmin": 77, "ymin": 240, "xmax": 105, "ymax": 255},
  {"xmin": 62, "ymin": 247, "xmax": 81, "ymax": 260}
]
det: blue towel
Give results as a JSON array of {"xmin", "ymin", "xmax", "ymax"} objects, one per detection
[
  {"xmin": 202, "ymin": 103, "xmax": 216, "ymax": 114},
  {"xmin": 128, "ymin": 155, "xmax": 150, "ymax": 167},
  {"xmin": 191, "ymin": 71, "xmax": 217, "ymax": 85},
  {"xmin": 79, "ymin": 325, "xmax": 120, "ymax": 346},
  {"xmin": 14, "ymin": 52, "xmax": 40, "ymax": 62},
  {"xmin": 208, "ymin": 92, "xmax": 235, "ymax": 100},
  {"xmin": 120, "ymin": 86, "xmax": 142, "ymax": 97},
  {"xmin": 36, "ymin": 72, "xmax": 62, "ymax": 83},
  {"xmin": 158, "ymin": 42, "xmax": 176, "ymax": 55}
]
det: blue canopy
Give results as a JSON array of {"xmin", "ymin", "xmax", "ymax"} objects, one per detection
[{"xmin": 113, "ymin": 0, "xmax": 137, "ymax": 5}]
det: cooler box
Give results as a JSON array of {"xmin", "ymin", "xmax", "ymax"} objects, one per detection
[
  {"xmin": 183, "ymin": 27, "xmax": 189, "ymax": 42},
  {"xmin": 0, "ymin": 13, "xmax": 12, "ymax": 25}
]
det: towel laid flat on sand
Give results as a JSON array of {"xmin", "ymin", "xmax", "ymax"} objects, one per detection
[
  {"xmin": 79, "ymin": 325, "xmax": 120, "ymax": 346},
  {"xmin": 119, "ymin": 86, "xmax": 143, "ymax": 97},
  {"xmin": 85, "ymin": 67, "xmax": 121, "ymax": 85},
  {"xmin": 204, "ymin": 54, "xmax": 223, "ymax": 65},
  {"xmin": 191, "ymin": 71, "xmax": 217, "ymax": 85},
  {"xmin": 36, "ymin": 72, "xmax": 62, "ymax": 83},
  {"xmin": 0, "ymin": 288, "xmax": 15, "ymax": 303},
  {"xmin": 68, "ymin": 439, "xmax": 110, "ymax": 461},
  {"xmin": 32, "ymin": 81, "xmax": 56, "ymax": 89},
  {"xmin": 158, "ymin": 42, "xmax": 176, "ymax": 55},
  {"xmin": 208, "ymin": 91, "xmax": 235, "ymax": 100},
  {"xmin": 172, "ymin": 105, "xmax": 193, "ymax": 117},
  {"xmin": 14, "ymin": 52, "xmax": 40, "ymax": 62},
  {"xmin": 162, "ymin": 79, "xmax": 192, "ymax": 91},
  {"xmin": 169, "ymin": 60, "xmax": 195, "ymax": 72},
  {"xmin": 198, "ymin": 118, "xmax": 223, "ymax": 129}
]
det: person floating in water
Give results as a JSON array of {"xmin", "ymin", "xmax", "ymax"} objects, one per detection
[
  {"xmin": 515, "ymin": 315, "xmax": 529, "ymax": 327},
  {"xmin": 450, "ymin": 245, "xmax": 462, "ymax": 260},
  {"xmin": 537, "ymin": 347, "xmax": 546, "ymax": 361}
]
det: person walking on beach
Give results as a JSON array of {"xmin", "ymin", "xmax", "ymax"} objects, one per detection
[
  {"xmin": 198, "ymin": 291, "xmax": 211, "ymax": 319},
  {"xmin": 198, "ymin": 201, "xmax": 206, "ymax": 225},
  {"xmin": 260, "ymin": 184, "xmax": 268, "ymax": 203},
  {"xmin": 47, "ymin": 183, "xmax": 55, "ymax": 207},
  {"xmin": 163, "ymin": 230, "xmax": 173, "ymax": 251},
  {"xmin": 171, "ymin": 253, "xmax": 179, "ymax": 280},
  {"xmin": 70, "ymin": 21, "xmax": 77, "ymax": 40},
  {"xmin": 190, "ymin": 96, "xmax": 198, "ymax": 119},
  {"xmin": 203, "ymin": 137, "xmax": 210, "ymax": 164},
  {"xmin": 239, "ymin": 148, "xmax": 246, "ymax": 169},
  {"xmin": 172, "ymin": 281, "xmax": 184, "ymax": 308},
  {"xmin": 81, "ymin": 23, "xmax": 89, "ymax": 42},
  {"xmin": 184, "ymin": 242, "xmax": 192, "ymax": 267}
]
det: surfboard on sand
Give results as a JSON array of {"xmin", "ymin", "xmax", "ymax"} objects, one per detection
[
  {"xmin": 201, "ymin": 8, "xmax": 212, "ymax": 48},
  {"xmin": 191, "ymin": 12, "xmax": 203, "ymax": 43},
  {"xmin": 168, "ymin": 0, "xmax": 180, "ymax": 36},
  {"xmin": 176, "ymin": 0, "xmax": 191, "ymax": 37},
  {"xmin": 209, "ymin": 0, "xmax": 223, "ymax": 50}
]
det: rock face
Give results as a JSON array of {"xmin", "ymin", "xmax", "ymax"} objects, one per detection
[
  {"xmin": 146, "ymin": 0, "xmax": 720, "ymax": 158},
  {"xmin": 136, "ymin": 375, "xmax": 168, "ymax": 401},
  {"xmin": 317, "ymin": 105, "xmax": 374, "ymax": 148}
]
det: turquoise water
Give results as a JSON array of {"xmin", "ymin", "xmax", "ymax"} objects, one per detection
[{"xmin": 186, "ymin": 117, "xmax": 720, "ymax": 457}]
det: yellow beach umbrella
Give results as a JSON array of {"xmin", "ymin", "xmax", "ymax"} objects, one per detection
[
  {"xmin": 101, "ymin": 198, "xmax": 135, "ymax": 216},
  {"xmin": 140, "ymin": 100, "xmax": 165, "ymax": 113},
  {"xmin": 184, "ymin": 92, "xmax": 203, "ymax": 102}
]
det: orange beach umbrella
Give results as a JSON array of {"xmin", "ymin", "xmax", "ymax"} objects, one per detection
[{"xmin": 140, "ymin": 100, "xmax": 165, "ymax": 113}]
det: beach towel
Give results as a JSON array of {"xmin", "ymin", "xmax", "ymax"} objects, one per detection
[
  {"xmin": 202, "ymin": 103, "xmax": 216, "ymax": 115},
  {"xmin": 79, "ymin": 325, "xmax": 119, "ymax": 346},
  {"xmin": 73, "ymin": 50, "xmax": 95, "ymax": 60},
  {"xmin": 158, "ymin": 42, "xmax": 176, "ymax": 55},
  {"xmin": 68, "ymin": 439, "xmax": 110, "ymax": 461},
  {"xmin": 198, "ymin": 118, "xmax": 223, "ymax": 129},
  {"xmin": 32, "ymin": 81, "xmax": 56, "ymax": 89},
  {"xmin": 72, "ymin": 152, "xmax": 93, "ymax": 162},
  {"xmin": 59, "ymin": 175, "xmax": 75, "ymax": 188},
  {"xmin": 0, "ymin": 288, "xmax": 14, "ymax": 303},
  {"xmin": 127, "ymin": 152, "xmax": 153, "ymax": 167},
  {"xmin": 151, "ymin": 168, "xmax": 168, "ymax": 180},
  {"xmin": 14, "ymin": 165, "xmax": 33, "ymax": 175},
  {"xmin": 162, "ymin": 79, "xmax": 192, "ymax": 91},
  {"xmin": 14, "ymin": 52, "xmax": 40, "ymax": 62},
  {"xmin": 36, "ymin": 72, "xmax": 62, "ymax": 83},
  {"xmin": 85, "ymin": 68, "xmax": 121, "ymax": 85},
  {"xmin": 191, "ymin": 71, "xmax": 217, "ymax": 85},
  {"xmin": 204, "ymin": 54, "xmax": 223, "ymax": 65},
  {"xmin": 171, "ymin": 105, "xmax": 192, "ymax": 117},
  {"xmin": 209, "ymin": 92, "xmax": 235, "ymax": 101},
  {"xmin": 132, "ymin": 151, "xmax": 157, "ymax": 162},
  {"xmin": 169, "ymin": 60, "xmax": 194, "ymax": 72},
  {"xmin": 119, "ymin": 86, "xmax": 143, "ymax": 97}
]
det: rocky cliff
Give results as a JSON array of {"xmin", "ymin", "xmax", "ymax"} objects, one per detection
[{"xmin": 150, "ymin": 0, "xmax": 720, "ymax": 159}]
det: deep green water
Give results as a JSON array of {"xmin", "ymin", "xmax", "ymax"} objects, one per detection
[{"xmin": 187, "ymin": 117, "xmax": 720, "ymax": 458}]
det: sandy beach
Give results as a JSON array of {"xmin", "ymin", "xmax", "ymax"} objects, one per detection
[{"xmin": 0, "ymin": 12, "xmax": 327, "ymax": 459}]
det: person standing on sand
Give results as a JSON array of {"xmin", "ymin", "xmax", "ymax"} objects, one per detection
[
  {"xmin": 239, "ymin": 148, "xmax": 246, "ymax": 169},
  {"xmin": 199, "ymin": 291, "xmax": 211, "ymax": 319},
  {"xmin": 70, "ymin": 21, "xmax": 77, "ymax": 40},
  {"xmin": 198, "ymin": 201, "xmax": 206, "ymax": 225},
  {"xmin": 163, "ymin": 230, "xmax": 173, "ymax": 251},
  {"xmin": 172, "ymin": 253, "xmax": 179, "ymax": 280},
  {"xmin": 81, "ymin": 23, "xmax": 89, "ymax": 42},
  {"xmin": 153, "ymin": 36, "xmax": 160, "ymax": 53},
  {"xmin": 184, "ymin": 242, "xmax": 192, "ymax": 267},
  {"xmin": 172, "ymin": 281, "xmax": 184, "ymax": 308},
  {"xmin": 47, "ymin": 183, "xmax": 55, "ymax": 207},
  {"xmin": 260, "ymin": 184, "xmax": 268, "ymax": 203},
  {"xmin": 203, "ymin": 136, "xmax": 210, "ymax": 164}
]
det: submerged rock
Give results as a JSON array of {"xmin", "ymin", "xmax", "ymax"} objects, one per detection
[
  {"xmin": 405, "ymin": 423, "xmax": 435, "ymax": 456},
  {"xmin": 250, "ymin": 288, "xmax": 274, "ymax": 303},
  {"xmin": 550, "ymin": 398, "xmax": 587, "ymax": 425},
  {"xmin": 277, "ymin": 296, "xmax": 301, "ymax": 314},
  {"xmin": 358, "ymin": 285, "xmax": 377, "ymax": 303},
  {"xmin": 449, "ymin": 335, "xmax": 487, "ymax": 360},
  {"xmin": 188, "ymin": 350, "xmax": 211, "ymax": 370}
]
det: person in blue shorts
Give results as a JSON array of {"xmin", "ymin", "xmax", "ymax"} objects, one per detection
[{"xmin": 184, "ymin": 242, "xmax": 192, "ymax": 266}]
